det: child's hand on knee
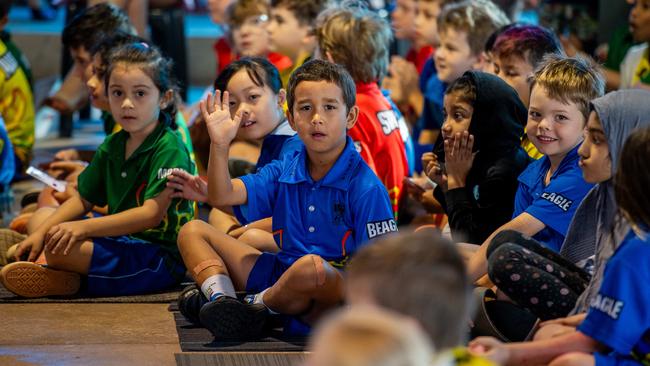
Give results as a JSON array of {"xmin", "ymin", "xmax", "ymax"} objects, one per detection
[
  {"xmin": 14, "ymin": 233, "xmax": 46, "ymax": 262},
  {"xmin": 468, "ymin": 337, "xmax": 510, "ymax": 365},
  {"xmin": 45, "ymin": 222, "xmax": 88, "ymax": 255}
]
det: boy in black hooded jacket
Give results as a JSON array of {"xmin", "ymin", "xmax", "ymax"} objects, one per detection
[{"xmin": 423, "ymin": 71, "xmax": 530, "ymax": 244}]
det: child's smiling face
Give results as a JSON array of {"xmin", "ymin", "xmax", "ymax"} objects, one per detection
[
  {"xmin": 225, "ymin": 69, "xmax": 285, "ymax": 141},
  {"xmin": 527, "ymin": 85, "xmax": 585, "ymax": 161},
  {"xmin": 287, "ymin": 80, "xmax": 357, "ymax": 157}
]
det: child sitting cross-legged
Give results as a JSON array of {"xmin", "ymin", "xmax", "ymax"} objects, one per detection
[
  {"xmin": 0, "ymin": 43, "xmax": 195, "ymax": 298},
  {"xmin": 176, "ymin": 59, "xmax": 397, "ymax": 340}
]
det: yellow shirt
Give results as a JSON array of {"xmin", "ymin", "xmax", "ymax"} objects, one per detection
[{"xmin": 0, "ymin": 40, "xmax": 34, "ymax": 166}]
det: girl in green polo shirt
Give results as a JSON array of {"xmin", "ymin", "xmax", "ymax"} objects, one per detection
[{"xmin": 0, "ymin": 42, "xmax": 195, "ymax": 298}]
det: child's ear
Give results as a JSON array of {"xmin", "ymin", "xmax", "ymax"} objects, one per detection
[
  {"xmin": 277, "ymin": 89, "xmax": 287, "ymax": 107},
  {"xmin": 159, "ymin": 89, "xmax": 174, "ymax": 109},
  {"xmin": 286, "ymin": 108, "xmax": 297, "ymax": 131},
  {"xmin": 472, "ymin": 52, "xmax": 488, "ymax": 71},
  {"xmin": 346, "ymin": 106, "xmax": 359, "ymax": 130}
]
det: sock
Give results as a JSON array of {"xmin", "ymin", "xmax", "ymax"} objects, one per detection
[
  {"xmin": 250, "ymin": 288, "xmax": 279, "ymax": 314},
  {"xmin": 200, "ymin": 274, "xmax": 236, "ymax": 301}
]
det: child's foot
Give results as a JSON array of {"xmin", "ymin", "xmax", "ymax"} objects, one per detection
[
  {"xmin": 0, "ymin": 229, "xmax": 26, "ymax": 265},
  {"xmin": 0, "ymin": 262, "xmax": 80, "ymax": 298},
  {"xmin": 199, "ymin": 296, "xmax": 269, "ymax": 340},
  {"xmin": 177, "ymin": 284, "xmax": 208, "ymax": 325}
]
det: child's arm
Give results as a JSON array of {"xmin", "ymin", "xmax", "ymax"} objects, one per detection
[
  {"xmin": 466, "ymin": 212, "xmax": 546, "ymax": 283},
  {"xmin": 14, "ymin": 192, "xmax": 93, "ymax": 261},
  {"xmin": 44, "ymin": 189, "xmax": 175, "ymax": 255},
  {"xmin": 468, "ymin": 330, "xmax": 600, "ymax": 366},
  {"xmin": 201, "ymin": 91, "xmax": 248, "ymax": 209}
]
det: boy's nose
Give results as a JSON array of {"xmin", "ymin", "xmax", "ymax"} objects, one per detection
[
  {"xmin": 311, "ymin": 113, "xmax": 324, "ymax": 124},
  {"xmin": 122, "ymin": 98, "xmax": 134, "ymax": 109}
]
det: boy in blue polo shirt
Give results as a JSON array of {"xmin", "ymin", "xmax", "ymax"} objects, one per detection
[
  {"xmin": 176, "ymin": 59, "xmax": 396, "ymax": 340},
  {"xmin": 465, "ymin": 55, "xmax": 604, "ymax": 284},
  {"xmin": 468, "ymin": 126, "xmax": 650, "ymax": 366}
]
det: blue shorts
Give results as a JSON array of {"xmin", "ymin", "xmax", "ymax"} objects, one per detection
[
  {"xmin": 245, "ymin": 253, "xmax": 311, "ymax": 336},
  {"xmin": 85, "ymin": 235, "xmax": 185, "ymax": 296},
  {"xmin": 595, "ymin": 352, "xmax": 643, "ymax": 366},
  {"xmin": 245, "ymin": 252, "xmax": 291, "ymax": 293}
]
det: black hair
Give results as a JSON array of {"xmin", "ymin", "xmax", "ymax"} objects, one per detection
[
  {"xmin": 89, "ymin": 32, "xmax": 147, "ymax": 86},
  {"xmin": 286, "ymin": 59, "xmax": 356, "ymax": 117},
  {"xmin": 105, "ymin": 42, "xmax": 179, "ymax": 129},
  {"xmin": 62, "ymin": 3, "xmax": 134, "ymax": 51},
  {"xmin": 444, "ymin": 73, "xmax": 477, "ymax": 105},
  {"xmin": 213, "ymin": 57, "xmax": 282, "ymax": 95},
  {"xmin": 615, "ymin": 126, "xmax": 650, "ymax": 230}
]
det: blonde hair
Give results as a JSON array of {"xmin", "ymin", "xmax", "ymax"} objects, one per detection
[
  {"xmin": 315, "ymin": 6, "xmax": 391, "ymax": 83},
  {"xmin": 530, "ymin": 54, "xmax": 605, "ymax": 121},
  {"xmin": 307, "ymin": 306, "xmax": 434, "ymax": 366},
  {"xmin": 438, "ymin": 0, "xmax": 509, "ymax": 56}
]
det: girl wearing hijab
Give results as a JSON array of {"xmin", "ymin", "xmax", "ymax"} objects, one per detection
[
  {"xmin": 486, "ymin": 89, "xmax": 650, "ymax": 321},
  {"xmin": 422, "ymin": 71, "xmax": 530, "ymax": 244}
]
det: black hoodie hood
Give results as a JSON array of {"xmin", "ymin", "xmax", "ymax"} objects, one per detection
[{"xmin": 435, "ymin": 71, "xmax": 527, "ymax": 161}]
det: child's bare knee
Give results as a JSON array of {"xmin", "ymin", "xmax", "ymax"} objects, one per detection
[
  {"xmin": 293, "ymin": 254, "xmax": 327, "ymax": 286},
  {"xmin": 178, "ymin": 220, "xmax": 209, "ymax": 244}
]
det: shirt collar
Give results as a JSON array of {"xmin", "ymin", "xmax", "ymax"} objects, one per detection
[
  {"xmin": 278, "ymin": 136, "xmax": 360, "ymax": 190},
  {"xmin": 269, "ymin": 119, "xmax": 295, "ymax": 136},
  {"xmin": 100, "ymin": 121, "xmax": 168, "ymax": 162},
  {"xmin": 355, "ymin": 81, "xmax": 379, "ymax": 95}
]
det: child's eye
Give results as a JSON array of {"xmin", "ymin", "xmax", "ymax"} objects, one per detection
[
  {"xmin": 111, "ymin": 90, "xmax": 123, "ymax": 97},
  {"xmin": 453, "ymin": 112, "xmax": 464, "ymax": 121},
  {"xmin": 136, "ymin": 90, "xmax": 146, "ymax": 97},
  {"xmin": 249, "ymin": 94, "xmax": 260, "ymax": 101},
  {"xmin": 493, "ymin": 64, "xmax": 501, "ymax": 74},
  {"xmin": 591, "ymin": 135, "xmax": 602, "ymax": 144},
  {"xmin": 325, "ymin": 104, "xmax": 336, "ymax": 110},
  {"xmin": 506, "ymin": 70, "xmax": 519, "ymax": 77},
  {"xmin": 229, "ymin": 101, "xmax": 237, "ymax": 108},
  {"xmin": 299, "ymin": 105, "xmax": 311, "ymax": 111},
  {"xmin": 555, "ymin": 114, "xmax": 568, "ymax": 122},
  {"xmin": 529, "ymin": 111, "xmax": 541, "ymax": 119}
]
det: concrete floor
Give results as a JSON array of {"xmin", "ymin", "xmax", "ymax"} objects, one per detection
[{"xmin": 0, "ymin": 303, "xmax": 180, "ymax": 365}]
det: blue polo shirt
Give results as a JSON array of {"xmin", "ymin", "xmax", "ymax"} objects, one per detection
[
  {"xmin": 512, "ymin": 145, "xmax": 593, "ymax": 252},
  {"xmin": 578, "ymin": 229, "xmax": 650, "ymax": 366},
  {"xmin": 256, "ymin": 119, "xmax": 302, "ymax": 170},
  {"xmin": 234, "ymin": 137, "xmax": 396, "ymax": 267}
]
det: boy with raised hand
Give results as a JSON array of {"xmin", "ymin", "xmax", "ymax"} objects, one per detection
[
  {"xmin": 315, "ymin": 6, "xmax": 409, "ymax": 219},
  {"xmin": 491, "ymin": 24, "xmax": 564, "ymax": 160},
  {"xmin": 176, "ymin": 59, "xmax": 396, "ymax": 340},
  {"xmin": 267, "ymin": 0, "xmax": 330, "ymax": 87}
]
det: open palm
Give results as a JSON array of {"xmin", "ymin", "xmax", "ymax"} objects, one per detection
[{"xmin": 200, "ymin": 90, "xmax": 241, "ymax": 148}]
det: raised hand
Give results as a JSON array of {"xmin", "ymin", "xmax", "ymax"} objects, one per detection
[
  {"xmin": 166, "ymin": 168, "xmax": 208, "ymax": 203},
  {"xmin": 444, "ymin": 131, "xmax": 475, "ymax": 189},
  {"xmin": 200, "ymin": 90, "xmax": 242, "ymax": 148}
]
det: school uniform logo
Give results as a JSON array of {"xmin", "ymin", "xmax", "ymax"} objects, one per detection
[
  {"xmin": 157, "ymin": 168, "xmax": 176, "ymax": 180},
  {"xmin": 366, "ymin": 219, "xmax": 397, "ymax": 239},
  {"xmin": 377, "ymin": 111, "xmax": 399, "ymax": 135},
  {"xmin": 333, "ymin": 202, "xmax": 346, "ymax": 225},
  {"xmin": 590, "ymin": 293, "xmax": 624, "ymax": 320},
  {"xmin": 541, "ymin": 192, "xmax": 573, "ymax": 212}
]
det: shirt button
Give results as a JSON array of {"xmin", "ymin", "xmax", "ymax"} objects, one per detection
[
  {"xmin": 308, "ymin": 226, "xmax": 315, "ymax": 233},
  {"xmin": 308, "ymin": 205, "xmax": 315, "ymax": 212},
  {"xmin": 121, "ymin": 172, "xmax": 127, "ymax": 178}
]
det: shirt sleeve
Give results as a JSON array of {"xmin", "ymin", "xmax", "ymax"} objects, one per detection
[
  {"xmin": 143, "ymin": 144, "xmax": 193, "ymax": 201},
  {"xmin": 525, "ymin": 172, "xmax": 593, "ymax": 236},
  {"xmin": 233, "ymin": 158, "xmax": 283, "ymax": 225},
  {"xmin": 350, "ymin": 184, "xmax": 397, "ymax": 253},
  {"xmin": 77, "ymin": 148, "xmax": 108, "ymax": 207},
  {"xmin": 578, "ymin": 251, "xmax": 650, "ymax": 354}
]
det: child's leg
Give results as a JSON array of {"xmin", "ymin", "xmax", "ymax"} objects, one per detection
[
  {"xmin": 178, "ymin": 220, "xmax": 261, "ymax": 290},
  {"xmin": 238, "ymin": 229, "xmax": 278, "ymax": 253},
  {"xmin": 262, "ymin": 254, "xmax": 344, "ymax": 322},
  {"xmin": 549, "ymin": 352, "xmax": 595, "ymax": 366},
  {"xmin": 208, "ymin": 207, "xmax": 240, "ymax": 234}
]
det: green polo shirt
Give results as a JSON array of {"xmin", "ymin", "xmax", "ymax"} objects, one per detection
[{"xmin": 77, "ymin": 121, "xmax": 195, "ymax": 259}]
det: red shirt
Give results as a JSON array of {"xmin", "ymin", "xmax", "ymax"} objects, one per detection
[
  {"xmin": 350, "ymin": 82, "xmax": 409, "ymax": 218},
  {"xmin": 405, "ymin": 45, "xmax": 434, "ymax": 75},
  {"xmin": 213, "ymin": 37, "xmax": 292, "ymax": 76}
]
